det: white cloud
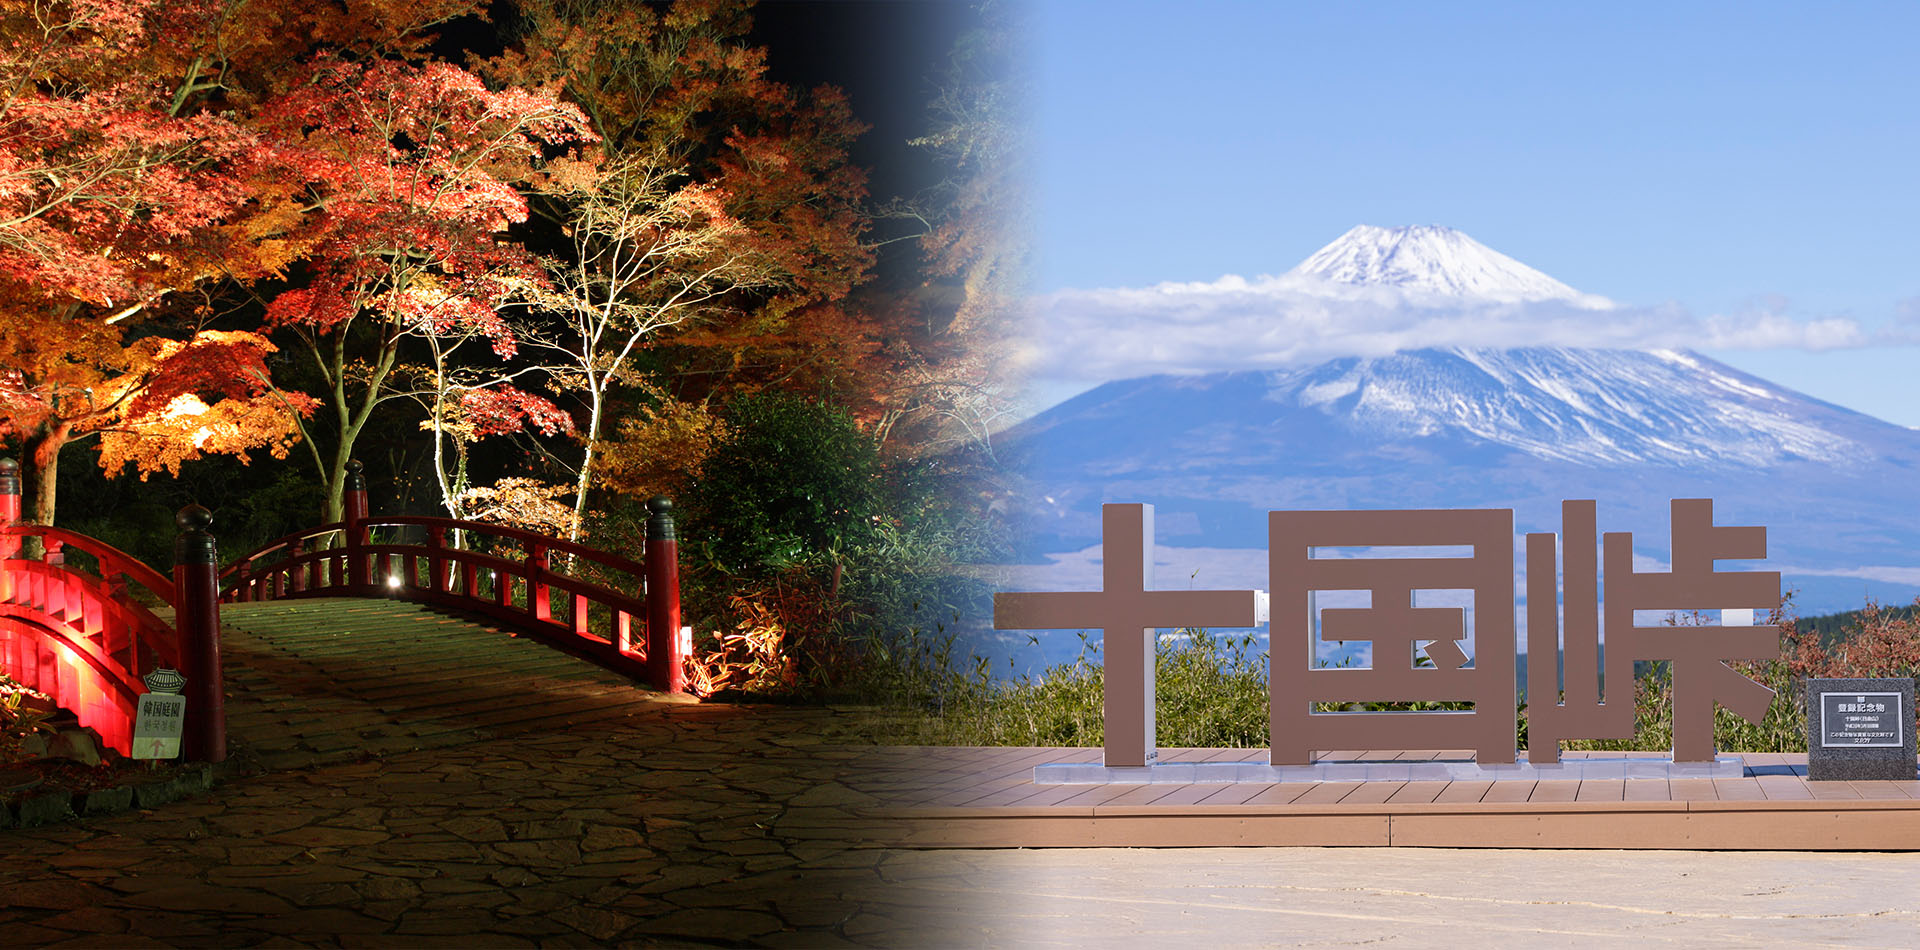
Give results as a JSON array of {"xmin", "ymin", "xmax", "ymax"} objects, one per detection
[
  {"xmin": 1034, "ymin": 274, "xmax": 1875, "ymax": 387},
  {"xmin": 1774, "ymin": 564, "xmax": 1920, "ymax": 587}
]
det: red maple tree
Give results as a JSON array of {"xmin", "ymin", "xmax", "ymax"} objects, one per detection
[
  {"xmin": 256, "ymin": 52, "xmax": 593, "ymax": 521},
  {"xmin": 0, "ymin": 0, "xmax": 344, "ymax": 523}
]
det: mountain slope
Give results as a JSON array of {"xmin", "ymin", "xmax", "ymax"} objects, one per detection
[{"xmin": 1003, "ymin": 346, "xmax": 1920, "ymax": 615}]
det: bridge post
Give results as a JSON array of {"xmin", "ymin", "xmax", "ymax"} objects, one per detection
[
  {"xmin": 289, "ymin": 539, "xmax": 307, "ymax": 592},
  {"xmin": 344, "ymin": 460, "xmax": 370, "ymax": 589},
  {"xmin": 645, "ymin": 497, "xmax": 685, "ymax": 694},
  {"xmin": 173, "ymin": 505, "xmax": 226, "ymax": 764},
  {"xmin": 527, "ymin": 542, "xmax": 551, "ymax": 622},
  {"xmin": 426, "ymin": 527, "xmax": 449, "ymax": 593},
  {"xmin": 0, "ymin": 459, "xmax": 17, "ymax": 563},
  {"xmin": 0, "ymin": 460, "xmax": 16, "ymax": 598}
]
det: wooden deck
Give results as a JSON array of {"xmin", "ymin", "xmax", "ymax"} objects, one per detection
[{"xmin": 846, "ymin": 747, "xmax": 1920, "ymax": 850}]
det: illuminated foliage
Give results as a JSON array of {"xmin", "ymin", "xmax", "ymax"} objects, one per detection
[
  {"xmin": 591, "ymin": 383, "xmax": 726, "ymax": 505},
  {"xmin": 0, "ymin": 0, "xmax": 517, "ymax": 525},
  {"xmin": 455, "ymin": 476, "xmax": 579, "ymax": 537},
  {"xmin": 256, "ymin": 50, "xmax": 593, "ymax": 520},
  {"xmin": 0, "ymin": 309, "xmax": 313, "ymax": 524},
  {"xmin": 485, "ymin": 0, "xmax": 873, "ymax": 538}
]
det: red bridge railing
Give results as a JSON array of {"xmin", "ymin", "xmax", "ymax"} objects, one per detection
[
  {"xmin": 219, "ymin": 461, "xmax": 685, "ymax": 692},
  {"xmin": 0, "ymin": 459, "xmax": 227, "ymax": 761}
]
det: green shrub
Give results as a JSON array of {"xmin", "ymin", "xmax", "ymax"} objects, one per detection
[
  {"xmin": 580, "ymin": 391, "xmax": 1002, "ymax": 705},
  {"xmin": 683, "ymin": 391, "xmax": 882, "ymax": 579},
  {"xmin": 861, "ymin": 628, "xmax": 1273, "ymax": 747}
]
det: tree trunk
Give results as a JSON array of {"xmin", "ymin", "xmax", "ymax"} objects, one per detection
[
  {"xmin": 322, "ymin": 450, "xmax": 347, "ymax": 525},
  {"xmin": 567, "ymin": 389, "xmax": 604, "ymax": 546},
  {"xmin": 23, "ymin": 422, "xmax": 70, "ymax": 527}
]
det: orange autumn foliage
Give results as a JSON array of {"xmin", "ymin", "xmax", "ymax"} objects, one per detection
[
  {"xmin": 0, "ymin": 313, "xmax": 314, "ymax": 521},
  {"xmin": 0, "ymin": 0, "xmax": 498, "ymax": 525},
  {"xmin": 592, "ymin": 386, "xmax": 727, "ymax": 504},
  {"xmin": 482, "ymin": 0, "xmax": 873, "ymax": 534}
]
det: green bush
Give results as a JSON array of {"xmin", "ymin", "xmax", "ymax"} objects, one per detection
[
  {"xmin": 862, "ymin": 628, "xmax": 1273, "ymax": 747},
  {"xmin": 684, "ymin": 391, "xmax": 882, "ymax": 579},
  {"xmin": 581, "ymin": 391, "xmax": 1000, "ymax": 703}
]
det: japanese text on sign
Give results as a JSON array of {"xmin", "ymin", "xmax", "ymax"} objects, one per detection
[
  {"xmin": 1819, "ymin": 692, "xmax": 1905, "ymax": 748},
  {"xmin": 995, "ymin": 499, "xmax": 1782, "ymax": 767},
  {"xmin": 132, "ymin": 692, "xmax": 186, "ymax": 760}
]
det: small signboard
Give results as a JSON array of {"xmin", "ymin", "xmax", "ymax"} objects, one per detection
[
  {"xmin": 131, "ymin": 692, "xmax": 186, "ymax": 760},
  {"xmin": 1820, "ymin": 692, "xmax": 1904, "ymax": 748},
  {"xmin": 1806, "ymin": 677, "xmax": 1917, "ymax": 781},
  {"xmin": 133, "ymin": 667, "xmax": 186, "ymax": 761}
]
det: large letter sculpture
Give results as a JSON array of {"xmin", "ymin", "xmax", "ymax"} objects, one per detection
[
  {"xmin": 1269, "ymin": 508, "xmax": 1516, "ymax": 765},
  {"xmin": 993, "ymin": 504, "xmax": 1260, "ymax": 767},
  {"xmin": 1526, "ymin": 499, "xmax": 1780, "ymax": 762},
  {"xmin": 995, "ymin": 499, "xmax": 1781, "ymax": 767}
]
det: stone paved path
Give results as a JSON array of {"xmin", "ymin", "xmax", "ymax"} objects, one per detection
[
  {"xmin": 1, "ymin": 598, "xmax": 909, "ymax": 946},
  {"xmin": 0, "ymin": 703, "xmax": 923, "ymax": 946},
  {"xmin": 215, "ymin": 599, "xmax": 680, "ymax": 771}
]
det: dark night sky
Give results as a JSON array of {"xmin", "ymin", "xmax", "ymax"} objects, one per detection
[
  {"xmin": 446, "ymin": 1, "xmax": 975, "ymax": 204},
  {"xmin": 442, "ymin": 1, "xmax": 982, "ymax": 278},
  {"xmin": 748, "ymin": 1, "xmax": 976, "ymax": 202}
]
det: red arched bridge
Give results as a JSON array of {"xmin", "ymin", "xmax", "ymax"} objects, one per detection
[{"xmin": 0, "ymin": 459, "xmax": 684, "ymax": 763}]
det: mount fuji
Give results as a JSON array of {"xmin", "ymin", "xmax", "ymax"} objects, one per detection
[
  {"xmin": 1283, "ymin": 224, "xmax": 1611, "ymax": 306},
  {"xmin": 1004, "ymin": 226, "xmax": 1920, "ymax": 628}
]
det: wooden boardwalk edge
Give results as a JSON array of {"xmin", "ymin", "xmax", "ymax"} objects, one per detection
[
  {"xmin": 848, "ymin": 799, "xmax": 1920, "ymax": 850},
  {"xmin": 829, "ymin": 747, "xmax": 1920, "ymax": 851}
]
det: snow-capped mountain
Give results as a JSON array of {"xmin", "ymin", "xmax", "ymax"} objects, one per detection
[
  {"xmin": 1004, "ymin": 346, "xmax": 1920, "ymax": 617},
  {"xmin": 1285, "ymin": 225, "xmax": 1609, "ymax": 306},
  {"xmin": 1266, "ymin": 346, "xmax": 1862, "ymax": 467},
  {"xmin": 1003, "ymin": 227, "xmax": 1920, "ymax": 620}
]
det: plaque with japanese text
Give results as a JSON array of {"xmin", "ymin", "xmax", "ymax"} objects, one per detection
[
  {"xmin": 1807, "ymin": 678, "xmax": 1917, "ymax": 781},
  {"xmin": 1820, "ymin": 692, "xmax": 1904, "ymax": 748}
]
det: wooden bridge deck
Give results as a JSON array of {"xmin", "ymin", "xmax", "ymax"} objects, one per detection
[
  {"xmin": 843, "ymin": 746, "xmax": 1920, "ymax": 850},
  {"xmin": 215, "ymin": 598, "xmax": 683, "ymax": 771}
]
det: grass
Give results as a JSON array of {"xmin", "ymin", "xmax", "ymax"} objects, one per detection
[
  {"xmin": 858, "ymin": 614, "xmax": 1866, "ymax": 755},
  {"xmin": 862, "ymin": 628, "xmax": 1446, "ymax": 748},
  {"xmin": 860, "ymin": 627, "xmax": 1290, "ymax": 748}
]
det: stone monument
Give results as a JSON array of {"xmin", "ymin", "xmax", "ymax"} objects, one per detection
[{"xmin": 1805, "ymin": 677, "xmax": 1917, "ymax": 781}]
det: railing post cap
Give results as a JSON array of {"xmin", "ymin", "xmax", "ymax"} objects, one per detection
[
  {"xmin": 174, "ymin": 504, "xmax": 218, "ymax": 565},
  {"xmin": 0, "ymin": 458, "xmax": 17, "ymax": 495},
  {"xmin": 647, "ymin": 496, "xmax": 676, "ymax": 541},
  {"xmin": 176, "ymin": 504, "xmax": 213, "ymax": 532},
  {"xmin": 0, "ymin": 457, "xmax": 17, "ymax": 476},
  {"xmin": 345, "ymin": 459, "xmax": 366, "ymax": 491}
]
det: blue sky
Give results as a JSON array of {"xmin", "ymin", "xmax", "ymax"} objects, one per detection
[{"xmin": 1027, "ymin": 1, "xmax": 1920, "ymax": 425}]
